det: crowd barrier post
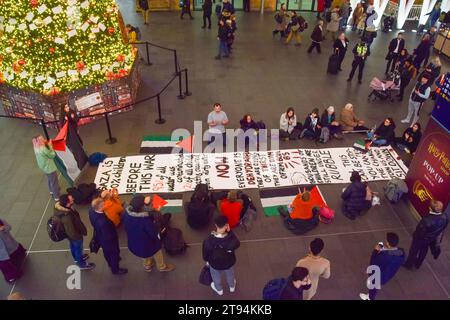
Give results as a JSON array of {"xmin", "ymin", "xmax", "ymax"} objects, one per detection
[
  {"xmin": 184, "ymin": 69, "xmax": 192, "ymax": 97},
  {"xmin": 177, "ymin": 71, "xmax": 185, "ymax": 100},
  {"xmin": 155, "ymin": 94, "xmax": 166, "ymax": 124},
  {"xmin": 104, "ymin": 113, "xmax": 117, "ymax": 144}
]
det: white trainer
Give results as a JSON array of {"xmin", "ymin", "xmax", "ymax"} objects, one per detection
[
  {"xmin": 211, "ymin": 282, "xmax": 223, "ymax": 296},
  {"xmin": 359, "ymin": 293, "xmax": 371, "ymax": 300},
  {"xmin": 230, "ymin": 280, "xmax": 237, "ymax": 293}
]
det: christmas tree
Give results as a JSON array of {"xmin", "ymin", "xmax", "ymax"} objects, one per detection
[{"xmin": 0, "ymin": 0, "xmax": 136, "ymax": 95}]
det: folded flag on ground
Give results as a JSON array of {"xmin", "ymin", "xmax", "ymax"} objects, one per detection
[{"xmin": 140, "ymin": 135, "xmax": 181, "ymax": 154}]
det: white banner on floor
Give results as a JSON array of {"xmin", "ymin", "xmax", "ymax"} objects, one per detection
[{"xmin": 94, "ymin": 147, "xmax": 408, "ymax": 194}]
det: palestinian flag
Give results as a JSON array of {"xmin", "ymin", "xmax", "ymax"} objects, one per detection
[
  {"xmin": 140, "ymin": 135, "xmax": 181, "ymax": 154},
  {"xmin": 260, "ymin": 186, "xmax": 326, "ymax": 217},
  {"xmin": 52, "ymin": 122, "xmax": 88, "ymax": 187},
  {"xmin": 157, "ymin": 193, "xmax": 184, "ymax": 214}
]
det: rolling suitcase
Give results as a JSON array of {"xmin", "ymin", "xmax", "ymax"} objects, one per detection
[{"xmin": 327, "ymin": 53, "xmax": 339, "ymax": 74}]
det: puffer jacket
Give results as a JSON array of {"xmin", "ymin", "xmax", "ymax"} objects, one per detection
[
  {"xmin": 341, "ymin": 181, "xmax": 368, "ymax": 215},
  {"xmin": 54, "ymin": 202, "xmax": 87, "ymax": 241},
  {"xmin": 123, "ymin": 206, "xmax": 162, "ymax": 258},
  {"xmin": 370, "ymin": 248, "xmax": 405, "ymax": 285}
]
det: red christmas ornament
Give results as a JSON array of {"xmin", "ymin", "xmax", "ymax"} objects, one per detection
[
  {"xmin": 105, "ymin": 71, "xmax": 115, "ymax": 81},
  {"xmin": 49, "ymin": 47, "xmax": 55, "ymax": 54},
  {"xmin": 29, "ymin": 0, "xmax": 39, "ymax": 7},
  {"xmin": 75, "ymin": 61, "xmax": 85, "ymax": 71},
  {"xmin": 18, "ymin": 59, "xmax": 26, "ymax": 66},
  {"xmin": 27, "ymin": 40, "xmax": 33, "ymax": 47},
  {"xmin": 116, "ymin": 54, "xmax": 125, "ymax": 63},
  {"xmin": 107, "ymin": 27, "xmax": 115, "ymax": 35},
  {"xmin": 118, "ymin": 68, "xmax": 128, "ymax": 78}
]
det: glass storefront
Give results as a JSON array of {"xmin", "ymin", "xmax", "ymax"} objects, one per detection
[
  {"xmin": 193, "ymin": 0, "xmax": 244, "ymax": 11},
  {"xmin": 276, "ymin": 0, "xmax": 316, "ymax": 11}
]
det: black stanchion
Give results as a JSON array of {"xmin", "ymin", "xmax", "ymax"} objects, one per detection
[
  {"xmin": 177, "ymin": 71, "xmax": 185, "ymax": 100},
  {"xmin": 155, "ymin": 94, "xmax": 166, "ymax": 124},
  {"xmin": 41, "ymin": 119, "xmax": 50, "ymax": 140},
  {"xmin": 145, "ymin": 42, "xmax": 153, "ymax": 66},
  {"xmin": 173, "ymin": 50, "xmax": 179, "ymax": 75},
  {"xmin": 104, "ymin": 113, "xmax": 117, "ymax": 144},
  {"xmin": 184, "ymin": 69, "xmax": 192, "ymax": 97}
]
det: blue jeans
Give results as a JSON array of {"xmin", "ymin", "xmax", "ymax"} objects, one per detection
[
  {"xmin": 210, "ymin": 266, "xmax": 235, "ymax": 291},
  {"xmin": 340, "ymin": 17, "xmax": 348, "ymax": 30},
  {"xmin": 69, "ymin": 239, "xmax": 87, "ymax": 267},
  {"xmin": 46, "ymin": 171, "xmax": 60, "ymax": 199},
  {"xmin": 218, "ymin": 40, "xmax": 229, "ymax": 58},
  {"xmin": 374, "ymin": 139, "xmax": 387, "ymax": 146}
]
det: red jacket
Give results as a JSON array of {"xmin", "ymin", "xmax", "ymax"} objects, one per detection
[{"xmin": 219, "ymin": 199, "xmax": 243, "ymax": 228}]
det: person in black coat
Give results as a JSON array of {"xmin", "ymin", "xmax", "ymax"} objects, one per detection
[
  {"xmin": 393, "ymin": 48, "xmax": 409, "ymax": 71},
  {"xmin": 419, "ymin": 57, "xmax": 442, "ymax": 84},
  {"xmin": 404, "ymin": 200, "xmax": 448, "ymax": 270},
  {"xmin": 397, "ymin": 58, "xmax": 417, "ymax": 101},
  {"xmin": 203, "ymin": 215, "xmax": 240, "ymax": 295},
  {"xmin": 370, "ymin": 118, "xmax": 396, "ymax": 146},
  {"xmin": 333, "ymin": 32, "xmax": 349, "ymax": 71},
  {"xmin": 307, "ymin": 20, "xmax": 324, "ymax": 54},
  {"xmin": 280, "ymin": 267, "xmax": 312, "ymax": 300},
  {"xmin": 181, "ymin": 0, "xmax": 194, "ymax": 19},
  {"xmin": 89, "ymin": 198, "xmax": 127, "ymax": 275},
  {"xmin": 202, "ymin": 0, "xmax": 212, "ymax": 29},
  {"xmin": 186, "ymin": 191, "xmax": 214, "ymax": 230},
  {"xmin": 341, "ymin": 171, "xmax": 369, "ymax": 220},
  {"xmin": 243, "ymin": 0, "xmax": 250, "ymax": 12},
  {"xmin": 300, "ymin": 108, "xmax": 321, "ymax": 140},
  {"xmin": 396, "ymin": 122, "xmax": 422, "ymax": 154},
  {"xmin": 385, "ymin": 33, "xmax": 405, "ymax": 74},
  {"xmin": 222, "ymin": 0, "xmax": 235, "ymax": 15},
  {"xmin": 413, "ymin": 35, "xmax": 432, "ymax": 69},
  {"xmin": 320, "ymin": 106, "xmax": 342, "ymax": 138},
  {"xmin": 240, "ymin": 114, "xmax": 259, "ymax": 132}
]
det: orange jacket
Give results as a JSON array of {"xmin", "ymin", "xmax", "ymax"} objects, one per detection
[
  {"xmin": 104, "ymin": 195, "xmax": 125, "ymax": 227},
  {"xmin": 289, "ymin": 187, "xmax": 326, "ymax": 220}
]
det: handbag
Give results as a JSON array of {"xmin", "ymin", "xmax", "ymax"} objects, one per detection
[
  {"xmin": 89, "ymin": 230, "xmax": 100, "ymax": 254},
  {"xmin": 199, "ymin": 265, "xmax": 213, "ymax": 286}
]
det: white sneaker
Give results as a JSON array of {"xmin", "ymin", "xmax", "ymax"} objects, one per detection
[
  {"xmin": 210, "ymin": 282, "xmax": 223, "ymax": 296},
  {"xmin": 230, "ymin": 280, "xmax": 237, "ymax": 293},
  {"xmin": 400, "ymin": 119, "xmax": 409, "ymax": 123},
  {"xmin": 359, "ymin": 293, "xmax": 370, "ymax": 300}
]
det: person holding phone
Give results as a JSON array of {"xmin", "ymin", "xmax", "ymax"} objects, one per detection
[
  {"xmin": 0, "ymin": 219, "xmax": 26, "ymax": 283},
  {"xmin": 279, "ymin": 267, "xmax": 312, "ymax": 300},
  {"xmin": 360, "ymin": 232, "xmax": 405, "ymax": 300},
  {"xmin": 32, "ymin": 135, "xmax": 60, "ymax": 201}
]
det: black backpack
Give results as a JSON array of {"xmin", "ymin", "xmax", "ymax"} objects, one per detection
[
  {"xmin": 187, "ymin": 199, "xmax": 212, "ymax": 229},
  {"xmin": 162, "ymin": 227, "xmax": 188, "ymax": 256},
  {"xmin": 274, "ymin": 12, "xmax": 283, "ymax": 24},
  {"xmin": 298, "ymin": 16, "xmax": 308, "ymax": 31},
  {"xmin": 209, "ymin": 243, "xmax": 235, "ymax": 269},
  {"xmin": 192, "ymin": 183, "xmax": 209, "ymax": 202},
  {"xmin": 47, "ymin": 214, "xmax": 67, "ymax": 242}
]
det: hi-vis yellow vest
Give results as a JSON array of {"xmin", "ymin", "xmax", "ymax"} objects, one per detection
[{"xmin": 356, "ymin": 44, "xmax": 368, "ymax": 57}]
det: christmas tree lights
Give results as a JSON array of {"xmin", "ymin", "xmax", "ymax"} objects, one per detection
[{"xmin": 0, "ymin": 0, "xmax": 136, "ymax": 94}]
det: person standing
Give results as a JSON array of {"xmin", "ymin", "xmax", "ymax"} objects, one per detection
[
  {"xmin": 339, "ymin": 0, "xmax": 351, "ymax": 31},
  {"xmin": 279, "ymin": 267, "xmax": 312, "ymax": 300},
  {"xmin": 138, "ymin": 0, "xmax": 150, "ymax": 25},
  {"xmin": 54, "ymin": 194, "xmax": 95, "ymax": 270},
  {"xmin": 325, "ymin": 7, "xmax": 341, "ymax": 41},
  {"xmin": 124, "ymin": 196, "xmax": 175, "ymax": 273},
  {"xmin": 352, "ymin": 3, "xmax": 364, "ymax": 31},
  {"xmin": 0, "ymin": 219, "xmax": 26, "ymax": 283},
  {"xmin": 401, "ymin": 75, "xmax": 431, "ymax": 126},
  {"xmin": 202, "ymin": 215, "xmax": 240, "ymax": 296},
  {"xmin": 385, "ymin": 33, "xmax": 405, "ymax": 75},
  {"xmin": 317, "ymin": 0, "xmax": 325, "ymax": 19},
  {"xmin": 397, "ymin": 59, "xmax": 417, "ymax": 102},
  {"xmin": 89, "ymin": 198, "xmax": 127, "ymax": 275},
  {"xmin": 243, "ymin": 0, "xmax": 250, "ymax": 12},
  {"xmin": 296, "ymin": 238, "xmax": 331, "ymax": 300},
  {"xmin": 215, "ymin": 20, "xmax": 229, "ymax": 59},
  {"xmin": 207, "ymin": 103, "xmax": 229, "ymax": 146},
  {"xmin": 413, "ymin": 34, "xmax": 432, "ymax": 70},
  {"xmin": 181, "ymin": 0, "xmax": 194, "ymax": 19},
  {"xmin": 202, "ymin": 0, "xmax": 212, "ymax": 29},
  {"xmin": 360, "ymin": 233, "xmax": 405, "ymax": 300},
  {"xmin": 333, "ymin": 32, "xmax": 349, "ymax": 71},
  {"xmin": 323, "ymin": 0, "xmax": 332, "ymax": 20},
  {"xmin": 273, "ymin": 3, "xmax": 289, "ymax": 38},
  {"xmin": 347, "ymin": 37, "xmax": 370, "ymax": 84},
  {"xmin": 222, "ymin": 0, "xmax": 235, "ymax": 14},
  {"xmin": 307, "ymin": 20, "xmax": 324, "ymax": 53},
  {"xmin": 32, "ymin": 135, "xmax": 60, "ymax": 201},
  {"xmin": 285, "ymin": 11, "xmax": 302, "ymax": 46},
  {"xmin": 403, "ymin": 200, "xmax": 448, "ymax": 270}
]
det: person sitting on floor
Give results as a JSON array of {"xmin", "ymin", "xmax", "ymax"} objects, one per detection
[
  {"xmin": 101, "ymin": 188, "xmax": 125, "ymax": 227},
  {"xmin": 320, "ymin": 106, "xmax": 342, "ymax": 142},
  {"xmin": 217, "ymin": 190, "xmax": 243, "ymax": 229},
  {"xmin": 396, "ymin": 122, "xmax": 422, "ymax": 155},
  {"xmin": 340, "ymin": 103, "xmax": 369, "ymax": 132},
  {"xmin": 278, "ymin": 188, "xmax": 321, "ymax": 235},
  {"xmin": 368, "ymin": 118, "xmax": 396, "ymax": 146},
  {"xmin": 186, "ymin": 189, "xmax": 215, "ymax": 230},
  {"xmin": 341, "ymin": 171, "xmax": 371, "ymax": 220},
  {"xmin": 300, "ymin": 108, "xmax": 322, "ymax": 140}
]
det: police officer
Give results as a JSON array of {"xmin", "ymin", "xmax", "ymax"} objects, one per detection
[{"xmin": 347, "ymin": 37, "xmax": 370, "ymax": 84}]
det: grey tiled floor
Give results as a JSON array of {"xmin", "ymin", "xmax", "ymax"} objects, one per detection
[{"xmin": 0, "ymin": 3, "xmax": 449, "ymax": 299}]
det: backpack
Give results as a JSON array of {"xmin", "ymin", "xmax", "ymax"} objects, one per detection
[
  {"xmin": 256, "ymin": 121, "xmax": 266, "ymax": 130},
  {"xmin": 209, "ymin": 243, "xmax": 235, "ymax": 269},
  {"xmin": 162, "ymin": 227, "xmax": 188, "ymax": 255},
  {"xmin": 326, "ymin": 11, "xmax": 332, "ymax": 23},
  {"xmin": 187, "ymin": 199, "xmax": 212, "ymax": 229},
  {"xmin": 47, "ymin": 214, "xmax": 67, "ymax": 242},
  {"xmin": 88, "ymin": 152, "xmax": 107, "ymax": 166},
  {"xmin": 319, "ymin": 206, "xmax": 335, "ymax": 224},
  {"xmin": 320, "ymin": 126, "xmax": 330, "ymax": 143},
  {"xmin": 274, "ymin": 12, "xmax": 283, "ymax": 24},
  {"xmin": 298, "ymin": 16, "xmax": 308, "ymax": 31},
  {"xmin": 384, "ymin": 178, "xmax": 408, "ymax": 203},
  {"xmin": 262, "ymin": 278, "xmax": 288, "ymax": 300}
]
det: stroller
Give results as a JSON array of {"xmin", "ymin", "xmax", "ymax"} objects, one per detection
[{"xmin": 368, "ymin": 70, "xmax": 401, "ymax": 102}]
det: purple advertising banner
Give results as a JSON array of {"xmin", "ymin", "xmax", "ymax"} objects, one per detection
[{"xmin": 406, "ymin": 117, "xmax": 450, "ymax": 216}]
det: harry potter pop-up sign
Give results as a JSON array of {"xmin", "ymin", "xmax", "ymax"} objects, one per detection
[{"xmin": 406, "ymin": 73, "xmax": 450, "ymax": 216}]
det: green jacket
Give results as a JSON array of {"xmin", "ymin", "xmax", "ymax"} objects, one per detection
[
  {"xmin": 54, "ymin": 203, "xmax": 87, "ymax": 241},
  {"xmin": 35, "ymin": 146, "xmax": 57, "ymax": 174}
]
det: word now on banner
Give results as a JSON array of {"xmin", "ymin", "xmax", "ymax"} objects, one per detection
[{"xmin": 94, "ymin": 147, "xmax": 409, "ymax": 194}]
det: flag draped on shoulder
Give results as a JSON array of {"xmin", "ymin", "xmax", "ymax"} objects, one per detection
[{"xmin": 52, "ymin": 122, "xmax": 88, "ymax": 186}]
